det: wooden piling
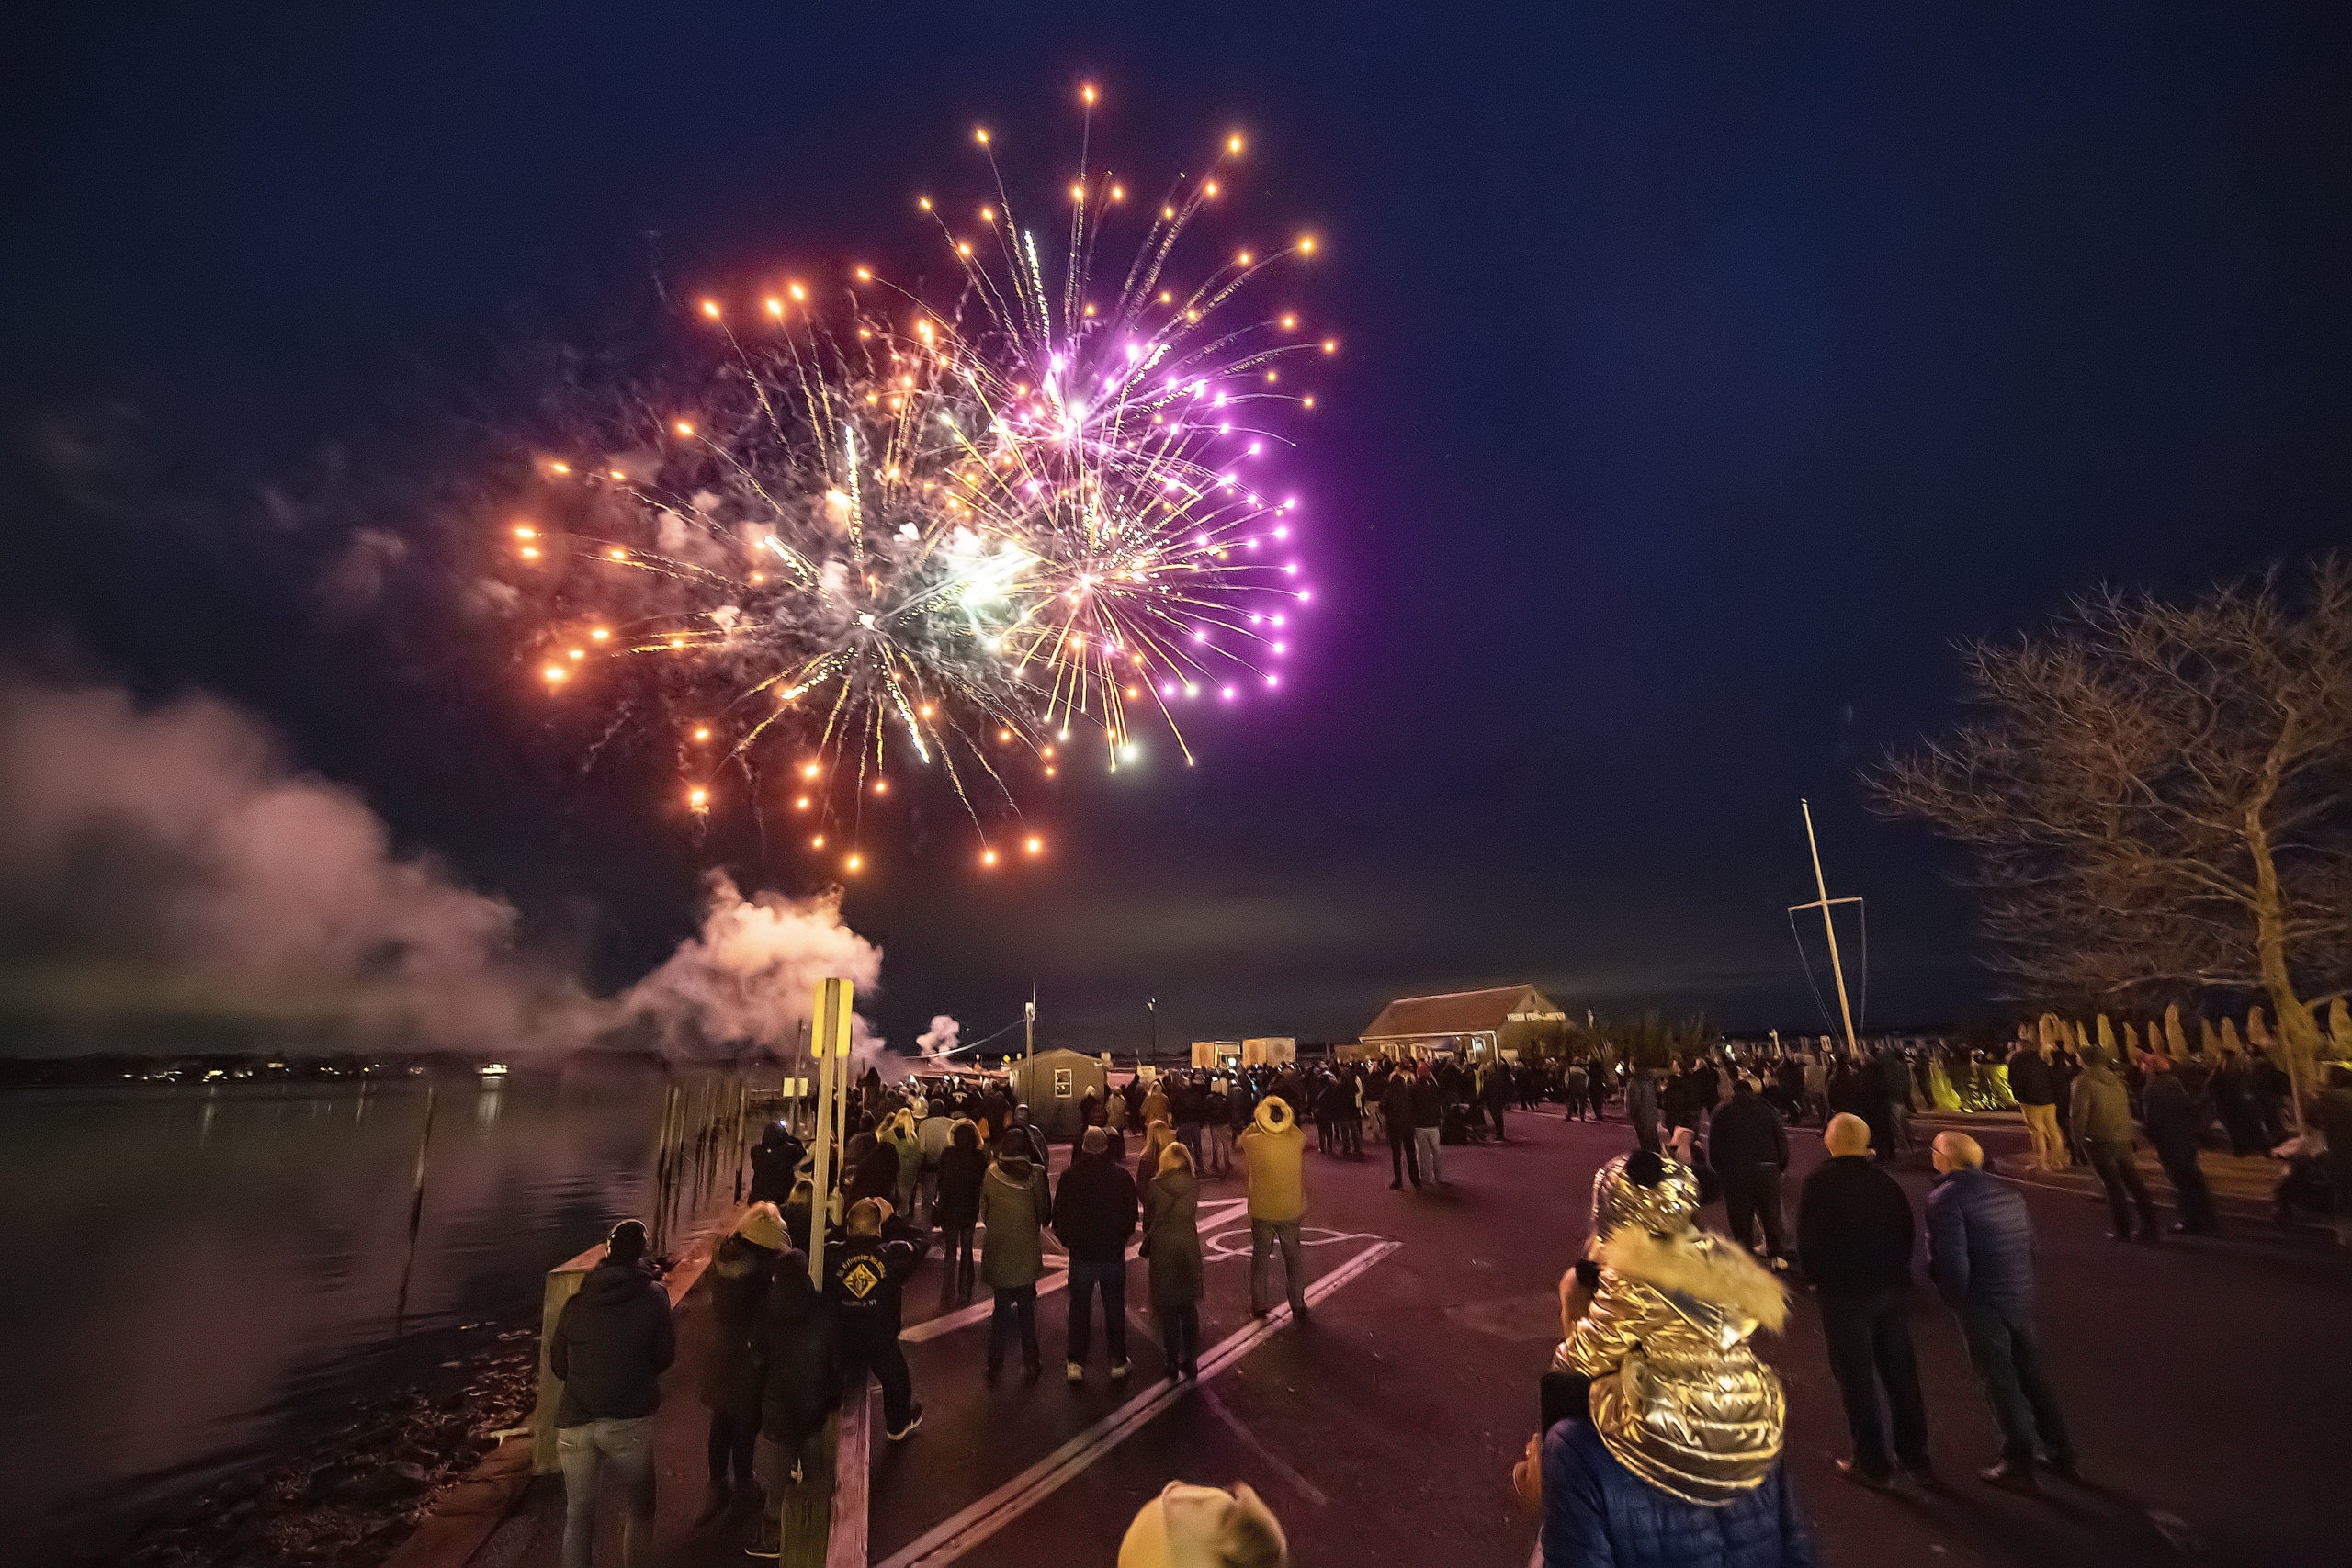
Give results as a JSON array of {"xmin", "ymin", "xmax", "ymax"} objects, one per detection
[{"xmin": 391, "ymin": 1083, "xmax": 438, "ymax": 1336}]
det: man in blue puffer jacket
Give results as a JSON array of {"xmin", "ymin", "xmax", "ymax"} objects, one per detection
[{"xmin": 1925, "ymin": 1133, "xmax": 2077, "ymax": 1491}]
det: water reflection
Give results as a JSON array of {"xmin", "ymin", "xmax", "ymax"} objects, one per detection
[{"xmin": 2, "ymin": 1068, "xmax": 721, "ymax": 1564}]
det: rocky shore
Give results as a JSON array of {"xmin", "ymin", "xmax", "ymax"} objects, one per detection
[{"xmin": 93, "ymin": 1329, "xmax": 539, "ymax": 1568}]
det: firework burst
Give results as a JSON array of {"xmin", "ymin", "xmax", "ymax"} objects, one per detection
[{"xmin": 511, "ymin": 86, "xmax": 1329, "ymax": 873}]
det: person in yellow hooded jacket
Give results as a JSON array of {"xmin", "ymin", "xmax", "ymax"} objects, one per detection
[{"xmin": 1239, "ymin": 1095, "xmax": 1309, "ymax": 1320}]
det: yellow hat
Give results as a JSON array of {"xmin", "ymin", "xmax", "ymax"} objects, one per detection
[
  {"xmin": 1117, "ymin": 1482, "xmax": 1287, "ymax": 1568},
  {"xmin": 733, "ymin": 1201, "xmax": 788, "ymax": 1253}
]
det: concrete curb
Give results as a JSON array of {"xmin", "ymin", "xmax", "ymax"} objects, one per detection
[{"xmin": 383, "ymin": 1213, "xmax": 730, "ymax": 1568}]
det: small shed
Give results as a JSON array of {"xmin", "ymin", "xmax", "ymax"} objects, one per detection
[
  {"xmin": 1360, "ymin": 985, "xmax": 1568, "ymax": 1061},
  {"xmin": 1007, "ymin": 1048, "xmax": 1109, "ymax": 1139}
]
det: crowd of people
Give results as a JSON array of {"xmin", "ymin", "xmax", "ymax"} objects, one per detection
[
  {"xmin": 1508, "ymin": 1113, "xmax": 2086, "ymax": 1565},
  {"xmin": 538, "ymin": 1037, "xmax": 2352, "ymax": 1568},
  {"xmin": 544, "ymin": 1062, "xmax": 1328, "ymax": 1563}
]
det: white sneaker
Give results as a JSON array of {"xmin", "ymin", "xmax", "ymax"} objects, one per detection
[
  {"xmin": 1066, "ymin": 1360, "xmax": 1085, "ymax": 1384},
  {"xmin": 1110, "ymin": 1359, "xmax": 1132, "ymax": 1381}
]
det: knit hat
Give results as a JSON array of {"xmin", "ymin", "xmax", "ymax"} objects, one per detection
[
  {"xmin": 733, "ymin": 1201, "xmax": 788, "ymax": 1253},
  {"xmin": 605, "ymin": 1219, "xmax": 649, "ymax": 1265},
  {"xmin": 1117, "ymin": 1481, "xmax": 1288, "ymax": 1568}
]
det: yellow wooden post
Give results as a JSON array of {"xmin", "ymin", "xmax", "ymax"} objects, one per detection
[{"xmin": 530, "ymin": 1241, "xmax": 606, "ymax": 1475}]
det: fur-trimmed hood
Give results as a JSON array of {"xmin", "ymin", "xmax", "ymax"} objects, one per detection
[{"xmin": 1597, "ymin": 1225, "xmax": 1788, "ymax": 1334}]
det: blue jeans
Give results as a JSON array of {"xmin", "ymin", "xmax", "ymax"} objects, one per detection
[
  {"xmin": 1250, "ymin": 1218, "xmax": 1307, "ymax": 1315},
  {"xmin": 1065, "ymin": 1255, "xmax": 1128, "ymax": 1364},
  {"xmin": 1959, "ymin": 1303, "xmax": 2073, "ymax": 1468},
  {"xmin": 557, "ymin": 1416, "xmax": 655, "ymax": 1568}
]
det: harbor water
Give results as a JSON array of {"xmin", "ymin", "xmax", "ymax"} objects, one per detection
[{"xmin": 2, "ymin": 1066, "xmax": 746, "ymax": 1564}]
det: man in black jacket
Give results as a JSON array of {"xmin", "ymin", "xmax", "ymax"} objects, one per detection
[
  {"xmin": 747, "ymin": 1122, "xmax": 807, "ymax": 1205},
  {"xmin": 825, "ymin": 1198, "xmax": 928, "ymax": 1441},
  {"xmin": 1709, "ymin": 1076, "xmax": 1792, "ymax": 1265},
  {"xmin": 1053, "ymin": 1126, "xmax": 1140, "ymax": 1382},
  {"xmin": 1381, "ymin": 1070, "xmax": 1421, "ymax": 1190},
  {"xmin": 2141, "ymin": 1055, "xmax": 2216, "ymax": 1234},
  {"xmin": 1798, "ymin": 1115, "xmax": 1931, "ymax": 1488},
  {"xmin": 2007, "ymin": 1035, "xmax": 2060, "ymax": 1173},
  {"xmin": 549, "ymin": 1220, "xmax": 673, "ymax": 1568},
  {"xmin": 1482, "ymin": 1061, "xmax": 1512, "ymax": 1144},
  {"xmin": 1409, "ymin": 1066, "xmax": 1445, "ymax": 1184}
]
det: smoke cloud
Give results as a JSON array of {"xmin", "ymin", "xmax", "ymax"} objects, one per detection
[
  {"xmin": 915, "ymin": 1014, "xmax": 960, "ymax": 1063},
  {"xmin": 0, "ymin": 676, "xmax": 885, "ymax": 1058},
  {"xmin": 616, "ymin": 874, "xmax": 885, "ymax": 1061}
]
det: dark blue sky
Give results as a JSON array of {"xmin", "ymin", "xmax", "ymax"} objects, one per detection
[{"xmin": 5, "ymin": 3, "xmax": 2347, "ymax": 1052}]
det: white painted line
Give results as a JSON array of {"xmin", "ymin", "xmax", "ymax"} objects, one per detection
[
  {"xmin": 828, "ymin": 1379, "xmax": 872, "ymax": 1568},
  {"xmin": 876, "ymin": 1239, "xmax": 1401, "ymax": 1568},
  {"xmin": 899, "ymin": 1200, "xmax": 1251, "ymax": 1344},
  {"xmin": 1198, "ymin": 1383, "xmax": 1329, "ymax": 1506}
]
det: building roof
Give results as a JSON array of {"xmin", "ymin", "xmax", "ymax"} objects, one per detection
[{"xmin": 1361, "ymin": 985, "xmax": 1565, "ymax": 1041}]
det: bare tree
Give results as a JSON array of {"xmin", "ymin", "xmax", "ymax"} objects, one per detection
[{"xmin": 1870, "ymin": 559, "xmax": 2352, "ymax": 1129}]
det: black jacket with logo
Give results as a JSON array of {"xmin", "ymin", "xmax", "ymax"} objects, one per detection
[{"xmin": 824, "ymin": 1226, "xmax": 926, "ymax": 1337}]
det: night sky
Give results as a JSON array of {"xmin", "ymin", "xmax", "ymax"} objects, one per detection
[{"xmin": 5, "ymin": 4, "xmax": 2348, "ymax": 1055}]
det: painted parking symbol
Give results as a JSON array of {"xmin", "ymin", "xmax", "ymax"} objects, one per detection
[{"xmin": 1203, "ymin": 1224, "xmax": 1389, "ymax": 1260}]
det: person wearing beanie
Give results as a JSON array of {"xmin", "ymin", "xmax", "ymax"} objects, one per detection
[
  {"xmin": 2069, "ymin": 1054, "xmax": 2161, "ymax": 1243},
  {"xmin": 746, "ymin": 1251, "xmax": 842, "ymax": 1557},
  {"xmin": 749, "ymin": 1122, "xmax": 808, "ymax": 1206},
  {"xmin": 934, "ymin": 1120, "xmax": 989, "ymax": 1305},
  {"xmin": 2138, "ymin": 1056, "xmax": 2216, "ymax": 1235},
  {"xmin": 825, "ymin": 1198, "xmax": 928, "ymax": 1441},
  {"xmin": 1117, "ymin": 1481, "xmax": 1289, "ymax": 1568},
  {"xmin": 548, "ymin": 1219, "xmax": 673, "ymax": 1568},
  {"xmin": 1239, "ymin": 1095, "xmax": 1310, "ymax": 1320},
  {"xmin": 1007, "ymin": 1102, "xmax": 1050, "ymax": 1168},
  {"xmin": 1521, "ymin": 1153, "xmax": 1814, "ymax": 1567},
  {"xmin": 1709, "ymin": 1075, "xmax": 1792, "ymax": 1268},
  {"xmin": 1143, "ymin": 1139, "xmax": 1205, "ymax": 1376},
  {"xmin": 980, "ymin": 1135, "xmax": 1053, "ymax": 1379},
  {"xmin": 695, "ymin": 1204, "xmax": 785, "ymax": 1518},
  {"xmin": 914, "ymin": 1095, "xmax": 953, "ymax": 1225},
  {"xmin": 1053, "ymin": 1124, "xmax": 1140, "ymax": 1382},
  {"xmin": 884, "ymin": 1108, "xmax": 923, "ymax": 1219}
]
